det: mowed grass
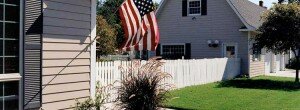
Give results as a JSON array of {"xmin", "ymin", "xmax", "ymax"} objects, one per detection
[{"xmin": 166, "ymin": 76, "xmax": 300, "ymax": 110}]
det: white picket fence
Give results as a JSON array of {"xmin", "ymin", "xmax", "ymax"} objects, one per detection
[{"xmin": 96, "ymin": 58, "xmax": 241, "ymax": 102}]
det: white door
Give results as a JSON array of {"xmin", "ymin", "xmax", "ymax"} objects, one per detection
[{"xmin": 223, "ymin": 43, "xmax": 238, "ymax": 58}]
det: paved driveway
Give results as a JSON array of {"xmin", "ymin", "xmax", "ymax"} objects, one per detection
[{"xmin": 266, "ymin": 70, "xmax": 296, "ymax": 78}]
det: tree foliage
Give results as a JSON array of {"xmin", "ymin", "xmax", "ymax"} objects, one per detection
[
  {"xmin": 255, "ymin": 3, "xmax": 300, "ymax": 54},
  {"xmin": 96, "ymin": 16, "xmax": 117, "ymax": 56},
  {"xmin": 254, "ymin": 3, "xmax": 300, "ymax": 82},
  {"xmin": 98, "ymin": 0, "xmax": 125, "ymax": 48},
  {"xmin": 278, "ymin": 0, "xmax": 300, "ymax": 4}
]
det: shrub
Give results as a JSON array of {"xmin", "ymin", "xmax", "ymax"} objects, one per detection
[
  {"xmin": 74, "ymin": 82, "xmax": 108, "ymax": 110},
  {"xmin": 117, "ymin": 57, "xmax": 172, "ymax": 110}
]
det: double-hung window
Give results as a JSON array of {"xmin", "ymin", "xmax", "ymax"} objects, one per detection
[
  {"xmin": 188, "ymin": 0, "xmax": 201, "ymax": 15},
  {"xmin": 0, "ymin": 0, "xmax": 21, "ymax": 110}
]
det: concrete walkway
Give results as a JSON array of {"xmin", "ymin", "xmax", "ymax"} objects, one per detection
[{"xmin": 266, "ymin": 70, "xmax": 296, "ymax": 78}]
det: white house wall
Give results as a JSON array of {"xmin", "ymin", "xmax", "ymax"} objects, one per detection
[{"xmin": 157, "ymin": 0, "xmax": 249, "ymax": 74}]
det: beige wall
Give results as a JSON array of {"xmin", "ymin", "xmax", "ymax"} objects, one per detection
[
  {"xmin": 249, "ymin": 56, "xmax": 265, "ymax": 77},
  {"xmin": 42, "ymin": 0, "xmax": 91, "ymax": 109}
]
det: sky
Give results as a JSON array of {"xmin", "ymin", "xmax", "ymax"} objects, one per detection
[{"xmin": 153, "ymin": 0, "xmax": 278, "ymax": 8}]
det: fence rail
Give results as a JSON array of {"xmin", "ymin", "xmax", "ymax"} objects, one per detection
[{"xmin": 96, "ymin": 58, "xmax": 241, "ymax": 102}]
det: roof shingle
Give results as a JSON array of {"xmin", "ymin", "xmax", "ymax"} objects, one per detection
[{"xmin": 228, "ymin": 0, "xmax": 267, "ymax": 29}]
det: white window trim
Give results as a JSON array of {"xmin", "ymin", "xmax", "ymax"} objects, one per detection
[
  {"xmin": 188, "ymin": 0, "xmax": 201, "ymax": 16},
  {"xmin": 0, "ymin": 73, "xmax": 21, "ymax": 82},
  {"xmin": 222, "ymin": 43, "xmax": 238, "ymax": 58},
  {"xmin": 160, "ymin": 43, "xmax": 186, "ymax": 56}
]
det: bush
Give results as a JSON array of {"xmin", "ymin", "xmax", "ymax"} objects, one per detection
[
  {"xmin": 74, "ymin": 82, "xmax": 108, "ymax": 110},
  {"xmin": 117, "ymin": 57, "xmax": 172, "ymax": 110}
]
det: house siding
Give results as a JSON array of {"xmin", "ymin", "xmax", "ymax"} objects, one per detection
[
  {"xmin": 249, "ymin": 56, "xmax": 265, "ymax": 77},
  {"xmin": 157, "ymin": 0, "xmax": 249, "ymax": 74},
  {"xmin": 42, "ymin": 0, "xmax": 91, "ymax": 109}
]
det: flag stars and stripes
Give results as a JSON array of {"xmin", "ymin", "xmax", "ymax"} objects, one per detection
[
  {"xmin": 134, "ymin": 0, "xmax": 154, "ymax": 17},
  {"xmin": 119, "ymin": 0, "xmax": 159, "ymax": 51}
]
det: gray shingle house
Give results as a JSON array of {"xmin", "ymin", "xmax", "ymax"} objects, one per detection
[
  {"xmin": 0, "ymin": 0, "xmax": 97, "ymax": 109},
  {"xmin": 155, "ymin": 0, "xmax": 286, "ymax": 76}
]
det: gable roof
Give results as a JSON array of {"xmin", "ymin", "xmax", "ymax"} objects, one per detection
[
  {"xmin": 227, "ymin": 0, "xmax": 267, "ymax": 30},
  {"xmin": 156, "ymin": 0, "xmax": 267, "ymax": 31}
]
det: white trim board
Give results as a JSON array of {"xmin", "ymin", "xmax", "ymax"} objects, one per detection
[
  {"xmin": 0, "ymin": 73, "xmax": 22, "ymax": 82},
  {"xmin": 90, "ymin": 0, "xmax": 97, "ymax": 99}
]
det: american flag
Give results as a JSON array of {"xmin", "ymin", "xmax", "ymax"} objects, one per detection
[{"xmin": 119, "ymin": 0, "xmax": 160, "ymax": 51}]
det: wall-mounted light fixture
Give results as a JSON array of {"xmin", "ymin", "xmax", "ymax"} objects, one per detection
[
  {"xmin": 192, "ymin": 17, "xmax": 197, "ymax": 20},
  {"xmin": 207, "ymin": 40, "xmax": 220, "ymax": 48}
]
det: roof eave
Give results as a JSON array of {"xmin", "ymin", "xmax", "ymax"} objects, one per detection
[
  {"xmin": 239, "ymin": 29, "xmax": 255, "ymax": 31},
  {"xmin": 155, "ymin": 0, "xmax": 167, "ymax": 17},
  {"xmin": 226, "ymin": 0, "xmax": 256, "ymax": 31}
]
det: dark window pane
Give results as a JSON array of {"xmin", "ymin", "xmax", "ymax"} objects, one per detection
[
  {"xmin": 0, "ymin": 0, "xmax": 3, "ymax": 3},
  {"xmin": 0, "ymin": 22, "xmax": 3, "ymax": 38},
  {"xmin": 5, "ymin": 99, "xmax": 18, "ymax": 110},
  {"xmin": 4, "ymin": 81, "xmax": 19, "ymax": 110},
  {"xmin": 0, "ymin": 58, "xmax": 2, "ymax": 74},
  {"xmin": 5, "ymin": 40, "xmax": 19, "ymax": 56},
  {"xmin": 4, "ymin": 57, "xmax": 18, "ymax": 73},
  {"xmin": 4, "ymin": 81, "xmax": 18, "ymax": 97},
  {"xmin": 5, "ymin": 0, "xmax": 19, "ymax": 5},
  {"xmin": 5, "ymin": 23, "xmax": 19, "ymax": 39},
  {"xmin": 162, "ymin": 45, "xmax": 185, "ymax": 59},
  {"xmin": 0, "ymin": 82, "xmax": 3, "ymax": 109},
  {"xmin": 0, "ymin": 5, "xmax": 3, "ymax": 21},
  {"xmin": 0, "ymin": 40, "xmax": 3, "ymax": 56},
  {"xmin": 0, "ymin": 82, "xmax": 3, "ymax": 95},
  {"xmin": 5, "ymin": 5, "xmax": 19, "ymax": 22}
]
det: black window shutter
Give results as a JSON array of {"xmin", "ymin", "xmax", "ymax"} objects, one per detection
[
  {"xmin": 182, "ymin": 0, "xmax": 188, "ymax": 17},
  {"xmin": 185, "ymin": 43, "xmax": 191, "ymax": 59},
  {"xmin": 156, "ymin": 44, "xmax": 161, "ymax": 56},
  {"xmin": 24, "ymin": 0, "xmax": 43, "ymax": 109},
  {"xmin": 201, "ymin": 0, "xmax": 207, "ymax": 15}
]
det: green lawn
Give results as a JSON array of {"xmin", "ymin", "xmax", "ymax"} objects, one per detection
[{"xmin": 166, "ymin": 76, "xmax": 300, "ymax": 110}]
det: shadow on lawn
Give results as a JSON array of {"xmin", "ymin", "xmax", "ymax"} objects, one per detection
[
  {"xmin": 166, "ymin": 106, "xmax": 196, "ymax": 110},
  {"xmin": 217, "ymin": 78, "xmax": 300, "ymax": 91}
]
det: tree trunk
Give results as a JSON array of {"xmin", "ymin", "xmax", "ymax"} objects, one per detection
[
  {"xmin": 296, "ymin": 55, "xmax": 299, "ymax": 83},
  {"xmin": 292, "ymin": 49, "xmax": 299, "ymax": 83}
]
